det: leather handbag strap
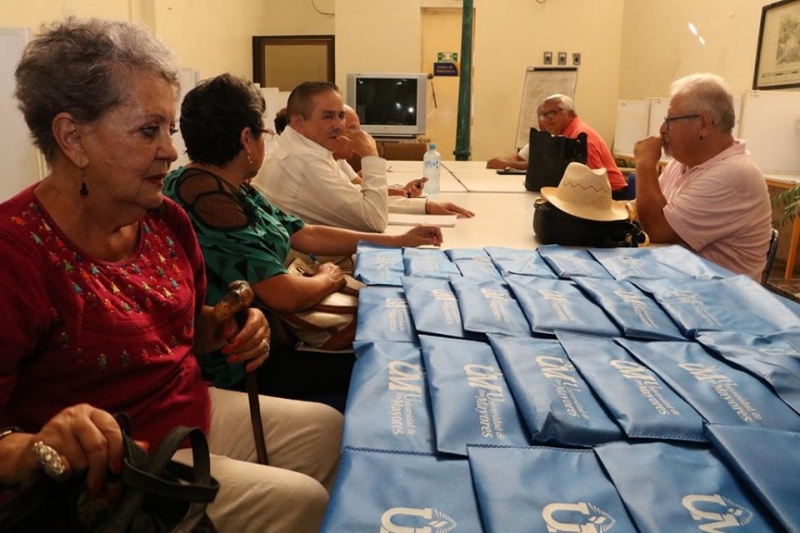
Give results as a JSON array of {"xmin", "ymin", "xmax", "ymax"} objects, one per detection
[{"xmin": 105, "ymin": 426, "xmax": 218, "ymax": 533}]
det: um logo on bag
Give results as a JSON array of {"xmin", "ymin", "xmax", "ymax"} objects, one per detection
[
  {"xmin": 388, "ymin": 361, "xmax": 424, "ymax": 395},
  {"xmin": 541, "ymin": 502, "xmax": 616, "ymax": 533},
  {"xmin": 681, "ymin": 494, "xmax": 753, "ymax": 532},
  {"xmin": 380, "ymin": 507, "xmax": 457, "ymax": 533}
]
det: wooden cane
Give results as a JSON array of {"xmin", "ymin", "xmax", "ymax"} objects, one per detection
[{"xmin": 212, "ymin": 281, "xmax": 268, "ymax": 465}]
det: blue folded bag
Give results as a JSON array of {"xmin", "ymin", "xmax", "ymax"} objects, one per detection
[
  {"xmin": 487, "ymin": 334, "xmax": 622, "ymax": 446},
  {"xmin": 402, "ymin": 248, "xmax": 461, "ymax": 279},
  {"xmin": 402, "ymin": 277, "xmax": 476, "ymax": 339},
  {"xmin": 537, "ymin": 245, "xmax": 614, "ymax": 279},
  {"xmin": 468, "ymin": 445, "xmax": 638, "ymax": 533},
  {"xmin": 344, "ymin": 341, "xmax": 436, "ymax": 453},
  {"xmin": 705, "ymin": 424, "xmax": 800, "ymax": 532},
  {"xmin": 419, "ymin": 335, "xmax": 530, "ymax": 455},
  {"xmin": 633, "ymin": 275, "xmax": 800, "ymax": 337},
  {"xmin": 450, "ymin": 278, "xmax": 531, "ymax": 337},
  {"xmin": 557, "ymin": 331, "xmax": 706, "ymax": 442},
  {"xmin": 355, "ymin": 286, "xmax": 417, "ymax": 345},
  {"xmin": 320, "ymin": 448, "xmax": 485, "ymax": 533},
  {"xmin": 485, "ymin": 246, "xmax": 557, "ymax": 278},
  {"xmin": 618, "ymin": 338, "xmax": 800, "ymax": 432},
  {"xmin": 354, "ymin": 244, "xmax": 404, "ymax": 286},
  {"xmin": 590, "ymin": 245, "xmax": 733, "ymax": 280},
  {"xmin": 595, "ymin": 440, "xmax": 783, "ymax": 532},
  {"xmin": 696, "ymin": 330, "xmax": 800, "ymax": 417},
  {"xmin": 454, "ymin": 260, "xmax": 504, "ymax": 281},
  {"xmin": 573, "ymin": 277, "xmax": 685, "ymax": 340},
  {"xmin": 505, "ymin": 275, "xmax": 621, "ymax": 337},
  {"xmin": 445, "ymin": 248, "xmax": 490, "ymax": 261}
]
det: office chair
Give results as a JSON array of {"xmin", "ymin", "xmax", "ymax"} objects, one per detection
[{"xmin": 762, "ymin": 228, "xmax": 780, "ymax": 286}]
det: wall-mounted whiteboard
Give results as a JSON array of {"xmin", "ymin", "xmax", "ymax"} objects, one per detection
[
  {"xmin": 515, "ymin": 66, "xmax": 578, "ymax": 149},
  {"xmin": 739, "ymin": 89, "xmax": 800, "ymax": 174},
  {"xmin": 612, "ymin": 99, "xmax": 648, "ymax": 158},
  {"xmin": 1, "ymin": 27, "xmax": 44, "ymax": 202},
  {"xmin": 646, "ymin": 97, "xmax": 670, "ymax": 136}
]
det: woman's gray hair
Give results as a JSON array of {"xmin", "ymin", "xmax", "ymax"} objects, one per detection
[
  {"xmin": 14, "ymin": 17, "xmax": 180, "ymax": 162},
  {"xmin": 669, "ymin": 73, "xmax": 735, "ymax": 134}
]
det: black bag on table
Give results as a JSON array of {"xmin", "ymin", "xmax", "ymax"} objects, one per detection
[
  {"xmin": 524, "ymin": 129, "xmax": 588, "ymax": 192},
  {"xmin": 0, "ymin": 424, "xmax": 219, "ymax": 532},
  {"xmin": 533, "ymin": 197, "xmax": 648, "ymax": 248}
]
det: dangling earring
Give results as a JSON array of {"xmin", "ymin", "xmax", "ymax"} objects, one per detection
[
  {"xmin": 246, "ymin": 151, "xmax": 253, "ymax": 165},
  {"xmin": 79, "ymin": 168, "xmax": 88, "ymax": 196}
]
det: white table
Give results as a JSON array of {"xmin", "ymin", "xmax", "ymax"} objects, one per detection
[
  {"xmin": 385, "ymin": 190, "xmax": 540, "ymax": 250},
  {"xmin": 442, "ymin": 161, "xmax": 528, "ymax": 193},
  {"xmin": 386, "ymin": 160, "xmax": 466, "ymax": 193},
  {"xmin": 384, "ymin": 160, "xmax": 538, "ymax": 249}
]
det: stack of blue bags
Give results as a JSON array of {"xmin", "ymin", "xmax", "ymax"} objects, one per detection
[{"xmin": 321, "ymin": 243, "xmax": 800, "ymax": 532}]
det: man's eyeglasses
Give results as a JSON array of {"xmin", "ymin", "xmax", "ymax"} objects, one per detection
[
  {"xmin": 537, "ymin": 109, "xmax": 564, "ymax": 121},
  {"xmin": 662, "ymin": 113, "xmax": 700, "ymax": 130}
]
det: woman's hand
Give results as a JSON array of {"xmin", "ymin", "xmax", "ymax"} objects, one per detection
[
  {"xmin": 316, "ymin": 262, "xmax": 346, "ymax": 291},
  {"xmin": 399, "ymin": 225, "xmax": 443, "ymax": 247},
  {"xmin": 220, "ymin": 307, "xmax": 271, "ymax": 373},
  {"xmin": 1, "ymin": 405, "xmax": 122, "ymax": 492}
]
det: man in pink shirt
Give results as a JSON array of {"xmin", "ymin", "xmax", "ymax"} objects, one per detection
[
  {"xmin": 487, "ymin": 95, "xmax": 628, "ymax": 199},
  {"xmin": 634, "ymin": 73, "xmax": 772, "ymax": 281}
]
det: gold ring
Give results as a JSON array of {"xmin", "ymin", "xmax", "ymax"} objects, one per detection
[
  {"xmin": 33, "ymin": 441, "xmax": 65, "ymax": 478},
  {"xmin": 261, "ymin": 338, "xmax": 270, "ymax": 354}
]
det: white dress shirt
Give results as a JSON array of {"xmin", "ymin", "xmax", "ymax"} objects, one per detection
[{"xmin": 253, "ymin": 126, "xmax": 425, "ymax": 232}]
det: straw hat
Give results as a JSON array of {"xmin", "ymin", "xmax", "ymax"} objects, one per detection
[{"xmin": 540, "ymin": 162, "xmax": 629, "ymax": 221}]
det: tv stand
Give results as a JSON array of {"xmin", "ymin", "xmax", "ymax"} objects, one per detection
[{"xmin": 373, "ymin": 135, "xmax": 419, "ymax": 141}]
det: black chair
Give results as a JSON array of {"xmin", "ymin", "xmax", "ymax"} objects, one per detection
[{"xmin": 762, "ymin": 228, "xmax": 780, "ymax": 286}]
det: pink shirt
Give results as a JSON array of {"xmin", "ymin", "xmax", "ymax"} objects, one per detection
[
  {"xmin": 562, "ymin": 117, "xmax": 627, "ymax": 191},
  {"xmin": 660, "ymin": 140, "xmax": 772, "ymax": 281},
  {"xmin": 0, "ymin": 188, "xmax": 211, "ymax": 446}
]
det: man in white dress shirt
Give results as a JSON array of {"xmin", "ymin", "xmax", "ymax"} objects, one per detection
[{"xmin": 253, "ymin": 82, "xmax": 472, "ymax": 232}]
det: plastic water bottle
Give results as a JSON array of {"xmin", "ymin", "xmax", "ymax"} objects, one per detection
[{"xmin": 423, "ymin": 143, "xmax": 441, "ymax": 196}]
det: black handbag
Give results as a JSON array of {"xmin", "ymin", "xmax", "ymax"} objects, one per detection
[
  {"xmin": 524, "ymin": 129, "xmax": 588, "ymax": 192},
  {"xmin": 0, "ymin": 424, "xmax": 219, "ymax": 532},
  {"xmin": 533, "ymin": 197, "xmax": 648, "ymax": 248}
]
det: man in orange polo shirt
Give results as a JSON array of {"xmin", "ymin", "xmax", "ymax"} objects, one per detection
[{"xmin": 487, "ymin": 94, "xmax": 628, "ymax": 200}]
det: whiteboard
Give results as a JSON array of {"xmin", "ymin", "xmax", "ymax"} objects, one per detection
[
  {"xmin": 739, "ymin": 89, "xmax": 800, "ymax": 174},
  {"xmin": 612, "ymin": 99, "xmax": 648, "ymax": 158},
  {"xmin": 515, "ymin": 66, "xmax": 578, "ymax": 149},
  {"xmin": 646, "ymin": 97, "xmax": 670, "ymax": 136},
  {"xmin": 1, "ymin": 27, "xmax": 44, "ymax": 202}
]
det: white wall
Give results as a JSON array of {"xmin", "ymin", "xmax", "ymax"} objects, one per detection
[
  {"xmin": 0, "ymin": 0, "xmax": 781, "ymax": 161},
  {"xmin": 471, "ymin": 0, "xmax": 624, "ymax": 160},
  {"xmin": 619, "ymin": 0, "xmax": 770, "ymax": 99}
]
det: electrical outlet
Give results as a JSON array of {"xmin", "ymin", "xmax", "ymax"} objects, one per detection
[
  {"xmin": 557, "ymin": 52, "xmax": 567, "ymax": 66},
  {"xmin": 572, "ymin": 52, "xmax": 581, "ymax": 66},
  {"xmin": 543, "ymin": 51, "xmax": 553, "ymax": 65}
]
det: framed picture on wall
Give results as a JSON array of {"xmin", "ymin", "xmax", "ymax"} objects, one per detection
[
  {"xmin": 753, "ymin": 0, "xmax": 800, "ymax": 90},
  {"xmin": 252, "ymin": 35, "xmax": 335, "ymax": 92}
]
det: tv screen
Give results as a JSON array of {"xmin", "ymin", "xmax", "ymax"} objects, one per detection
[{"xmin": 346, "ymin": 73, "xmax": 427, "ymax": 138}]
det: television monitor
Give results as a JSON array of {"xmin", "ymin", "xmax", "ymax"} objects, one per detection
[{"xmin": 346, "ymin": 72, "xmax": 427, "ymax": 138}]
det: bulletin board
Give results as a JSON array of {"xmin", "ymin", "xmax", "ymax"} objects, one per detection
[
  {"xmin": 515, "ymin": 66, "xmax": 578, "ymax": 149},
  {"xmin": 612, "ymin": 99, "xmax": 649, "ymax": 158},
  {"xmin": 739, "ymin": 89, "xmax": 800, "ymax": 174}
]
